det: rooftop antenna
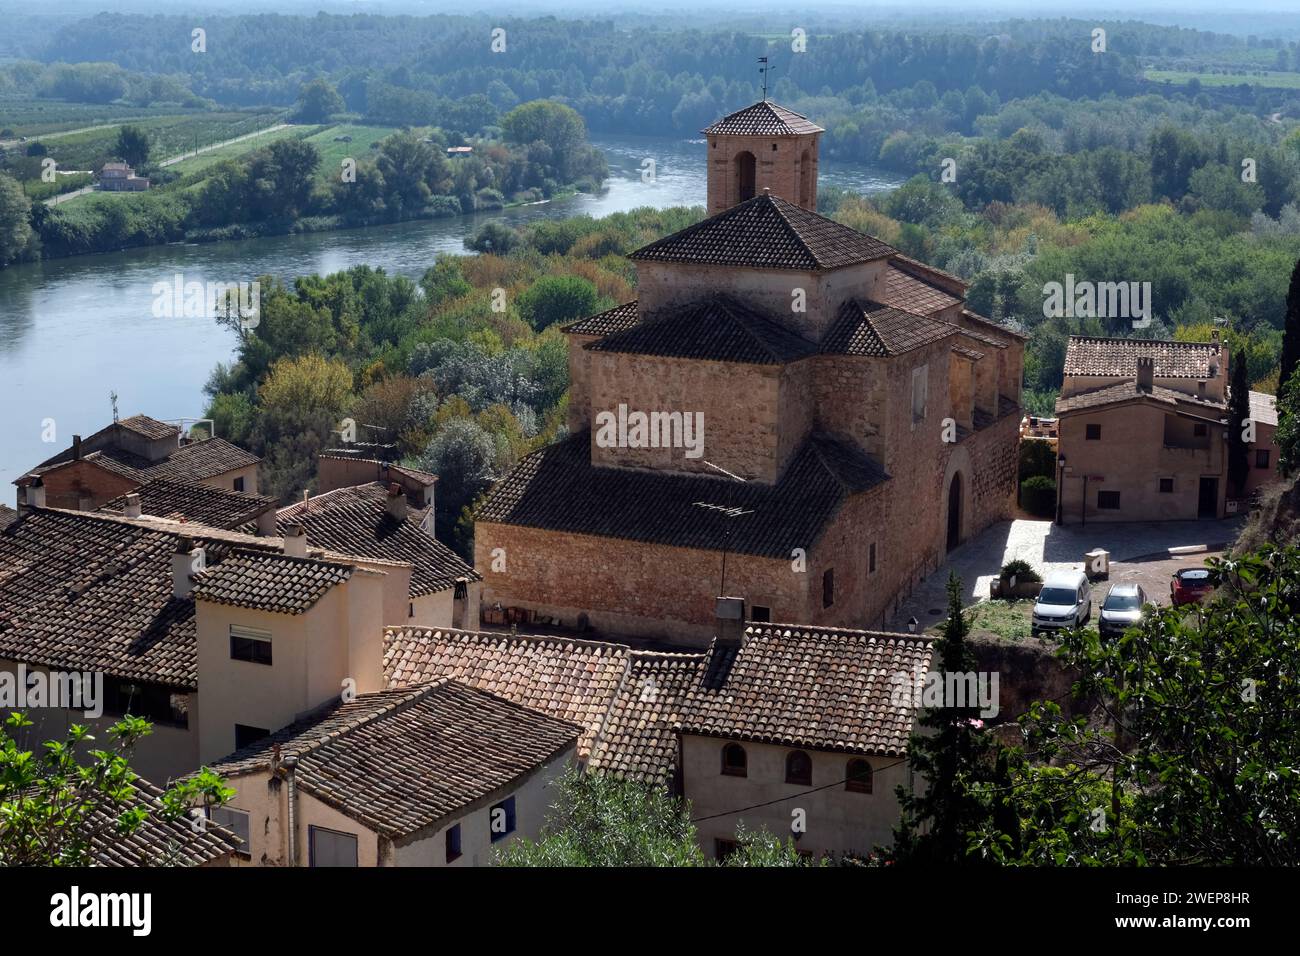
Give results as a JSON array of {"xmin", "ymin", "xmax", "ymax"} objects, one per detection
[
  {"xmin": 758, "ymin": 57, "xmax": 772, "ymax": 101},
  {"xmin": 109, "ymin": 390, "xmax": 119, "ymax": 423},
  {"xmin": 692, "ymin": 460, "xmax": 753, "ymax": 595}
]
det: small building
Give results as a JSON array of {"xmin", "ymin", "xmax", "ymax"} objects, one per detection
[
  {"xmin": 98, "ymin": 162, "xmax": 150, "ymax": 191},
  {"xmin": 206, "ymin": 679, "xmax": 580, "ymax": 866},
  {"xmin": 1054, "ymin": 333, "xmax": 1282, "ymax": 523}
]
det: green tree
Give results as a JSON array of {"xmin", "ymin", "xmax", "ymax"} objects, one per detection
[
  {"xmin": 890, "ymin": 572, "xmax": 1000, "ymax": 865},
  {"xmin": 0, "ymin": 172, "xmax": 37, "ymax": 266},
  {"xmin": 516, "ymin": 274, "xmax": 600, "ymax": 331},
  {"xmin": 1228, "ymin": 348, "xmax": 1252, "ymax": 497},
  {"xmin": 295, "ymin": 78, "xmax": 345, "ymax": 123},
  {"xmin": 1281, "ymin": 257, "xmax": 1300, "ymax": 394},
  {"xmin": 115, "ymin": 124, "xmax": 151, "ymax": 168},
  {"xmin": 0, "ymin": 712, "xmax": 232, "ymax": 866}
]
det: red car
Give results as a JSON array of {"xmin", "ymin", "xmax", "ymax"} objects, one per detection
[{"xmin": 1170, "ymin": 567, "xmax": 1214, "ymax": 606}]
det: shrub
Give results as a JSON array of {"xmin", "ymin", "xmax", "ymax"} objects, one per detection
[
  {"xmin": 999, "ymin": 559, "xmax": 1041, "ymax": 583},
  {"xmin": 1021, "ymin": 476, "xmax": 1056, "ymax": 517}
]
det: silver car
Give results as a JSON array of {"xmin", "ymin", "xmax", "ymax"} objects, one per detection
[{"xmin": 1099, "ymin": 584, "xmax": 1147, "ymax": 638}]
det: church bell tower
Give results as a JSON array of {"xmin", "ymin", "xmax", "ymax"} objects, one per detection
[{"xmin": 702, "ymin": 100, "xmax": 824, "ymax": 216}]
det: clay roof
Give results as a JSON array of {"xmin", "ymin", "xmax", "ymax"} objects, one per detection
[
  {"xmin": 274, "ymin": 483, "xmax": 478, "ymax": 597},
  {"xmin": 821, "ymin": 300, "xmax": 958, "ymax": 357},
  {"xmin": 1055, "ymin": 382, "xmax": 1227, "ymax": 416},
  {"xmin": 702, "ymin": 101, "xmax": 824, "ymax": 136},
  {"xmin": 118, "ymin": 414, "xmax": 180, "ymax": 441},
  {"xmin": 562, "ymin": 300, "xmax": 640, "ymax": 336},
  {"xmin": 384, "ymin": 628, "xmax": 630, "ymax": 759},
  {"xmin": 1064, "ymin": 336, "xmax": 1221, "ymax": 379},
  {"xmin": 210, "ymin": 680, "xmax": 581, "ymax": 840},
  {"xmin": 951, "ymin": 344, "xmax": 985, "ymax": 361},
  {"xmin": 100, "ymin": 478, "xmax": 275, "ymax": 529},
  {"xmin": 475, "ymin": 430, "xmax": 888, "ymax": 559},
  {"xmin": 0, "ymin": 509, "xmax": 202, "ymax": 687},
  {"xmin": 587, "ymin": 294, "xmax": 816, "ymax": 365},
  {"xmin": 1249, "ymin": 390, "xmax": 1278, "ymax": 427},
  {"xmin": 79, "ymin": 776, "xmax": 241, "ymax": 866},
  {"xmin": 192, "ymin": 549, "xmax": 354, "ymax": 615},
  {"xmin": 629, "ymin": 193, "xmax": 895, "ymax": 272},
  {"xmin": 959, "ymin": 308, "xmax": 1027, "ymax": 342},
  {"xmin": 0, "ymin": 505, "xmax": 15, "ymax": 528},
  {"xmin": 25, "ymin": 437, "xmax": 258, "ymax": 487},
  {"xmin": 877, "ymin": 263, "xmax": 962, "ymax": 315},
  {"xmin": 680, "ymin": 625, "xmax": 934, "ymax": 756},
  {"xmin": 384, "ymin": 622, "xmax": 933, "ymax": 785}
]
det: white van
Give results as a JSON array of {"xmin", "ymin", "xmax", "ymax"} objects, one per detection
[{"xmin": 1032, "ymin": 569, "xmax": 1092, "ymax": 635}]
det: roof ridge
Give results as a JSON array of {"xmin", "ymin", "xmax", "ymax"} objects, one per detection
[
  {"xmin": 747, "ymin": 621, "xmax": 936, "ymax": 643},
  {"xmin": 385, "ymin": 623, "xmax": 635, "ymax": 656},
  {"xmin": 764, "ymin": 194, "xmax": 821, "ymax": 266},
  {"xmin": 711, "ymin": 292, "xmax": 807, "ymax": 362}
]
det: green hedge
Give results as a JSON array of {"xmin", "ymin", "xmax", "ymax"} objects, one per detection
[{"xmin": 1021, "ymin": 475, "xmax": 1057, "ymax": 518}]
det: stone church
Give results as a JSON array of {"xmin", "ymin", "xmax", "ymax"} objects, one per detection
[{"xmin": 475, "ymin": 101, "xmax": 1025, "ymax": 646}]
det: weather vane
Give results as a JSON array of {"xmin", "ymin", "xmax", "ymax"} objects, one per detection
[{"xmin": 758, "ymin": 57, "xmax": 772, "ymax": 101}]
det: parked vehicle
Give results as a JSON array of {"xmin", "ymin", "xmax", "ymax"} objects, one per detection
[
  {"xmin": 1032, "ymin": 570, "xmax": 1092, "ymax": 634},
  {"xmin": 1171, "ymin": 566, "xmax": 1214, "ymax": 606},
  {"xmin": 1099, "ymin": 583, "xmax": 1147, "ymax": 637}
]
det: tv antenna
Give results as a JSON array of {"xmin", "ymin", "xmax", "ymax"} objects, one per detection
[{"xmin": 758, "ymin": 57, "xmax": 775, "ymax": 101}]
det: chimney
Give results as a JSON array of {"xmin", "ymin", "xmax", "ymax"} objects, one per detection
[
  {"xmin": 172, "ymin": 535, "xmax": 206, "ymax": 599},
  {"xmin": 1136, "ymin": 355, "xmax": 1154, "ymax": 393},
  {"xmin": 714, "ymin": 596, "xmax": 746, "ymax": 648},
  {"xmin": 386, "ymin": 482, "xmax": 407, "ymax": 521},
  {"xmin": 72, "ymin": 435, "xmax": 82, "ymax": 460},
  {"xmin": 123, "ymin": 493, "xmax": 142, "ymax": 518},
  {"xmin": 283, "ymin": 523, "xmax": 307, "ymax": 558},
  {"xmin": 18, "ymin": 478, "xmax": 46, "ymax": 514}
]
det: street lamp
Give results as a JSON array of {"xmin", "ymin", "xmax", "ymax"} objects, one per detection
[{"xmin": 1056, "ymin": 454, "xmax": 1067, "ymax": 525}]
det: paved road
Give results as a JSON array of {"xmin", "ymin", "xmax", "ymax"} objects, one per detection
[
  {"xmin": 39, "ymin": 123, "xmax": 294, "ymax": 206},
  {"xmin": 887, "ymin": 516, "xmax": 1244, "ymax": 631}
]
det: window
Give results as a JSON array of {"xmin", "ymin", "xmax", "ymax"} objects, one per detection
[
  {"xmin": 869, "ymin": 543, "xmax": 877, "ymax": 573},
  {"xmin": 911, "ymin": 365, "xmax": 928, "ymax": 423},
  {"xmin": 233, "ymin": 477, "xmax": 245, "ymax": 492},
  {"xmin": 1193, "ymin": 423, "xmax": 1208, "ymax": 437},
  {"xmin": 103, "ymin": 680, "xmax": 188, "ymax": 727},
  {"xmin": 1257, "ymin": 449, "xmax": 1271, "ymax": 469},
  {"xmin": 1085, "ymin": 424, "xmax": 1101, "ymax": 441},
  {"xmin": 1159, "ymin": 478, "xmax": 1174, "ymax": 494},
  {"xmin": 846, "ymin": 759, "xmax": 873, "ymax": 794},
  {"xmin": 230, "ymin": 624, "xmax": 272, "ymax": 665},
  {"xmin": 721, "ymin": 743, "xmax": 747, "ymax": 777},
  {"xmin": 750, "ymin": 604, "xmax": 771, "ymax": 623},
  {"xmin": 235, "ymin": 724, "xmax": 269, "ymax": 750},
  {"xmin": 209, "ymin": 806, "xmax": 250, "ymax": 852},
  {"xmin": 308, "ymin": 826, "xmax": 358, "ymax": 867},
  {"xmin": 489, "ymin": 796, "xmax": 516, "ymax": 842},
  {"xmin": 822, "ymin": 568, "xmax": 834, "ymax": 609},
  {"xmin": 445, "ymin": 823, "xmax": 462, "ymax": 863},
  {"xmin": 785, "ymin": 750, "xmax": 812, "ymax": 786},
  {"xmin": 1097, "ymin": 490, "xmax": 1121, "ymax": 510}
]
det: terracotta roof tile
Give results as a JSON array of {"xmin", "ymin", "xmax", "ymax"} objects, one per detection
[
  {"xmin": 877, "ymin": 264, "xmax": 962, "ymax": 315},
  {"xmin": 1064, "ymin": 336, "xmax": 1221, "ymax": 379},
  {"xmin": 80, "ymin": 776, "xmax": 241, "ymax": 866},
  {"xmin": 821, "ymin": 300, "xmax": 958, "ymax": 356},
  {"xmin": 629, "ymin": 194, "xmax": 895, "ymax": 272},
  {"xmin": 561, "ymin": 300, "xmax": 640, "ymax": 336},
  {"xmin": 587, "ymin": 295, "xmax": 816, "ymax": 365},
  {"xmin": 1056, "ymin": 381, "xmax": 1227, "ymax": 415},
  {"xmin": 210, "ymin": 681, "xmax": 581, "ymax": 839},
  {"xmin": 383, "ymin": 628, "xmax": 630, "ymax": 759},
  {"xmin": 193, "ymin": 549, "xmax": 353, "ymax": 615},
  {"xmin": 273, "ymin": 483, "xmax": 478, "ymax": 597},
  {"xmin": 100, "ymin": 478, "xmax": 275, "ymax": 529},
  {"xmin": 702, "ymin": 101, "xmax": 824, "ymax": 136},
  {"xmin": 118, "ymin": 415, "xmax": 181, "ymax": 441},
  {"xmin": 475, "ymin": 430, "xmax": 888, "ymax": 559}
]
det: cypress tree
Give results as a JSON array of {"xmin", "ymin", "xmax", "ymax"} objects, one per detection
[{"xmin": 1281, "ymin": 258, "xmax": 1300, "ymax": 392}]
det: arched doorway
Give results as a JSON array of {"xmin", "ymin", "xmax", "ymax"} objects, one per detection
[
  {"xmin": 946, "ymin": 473, "xmax": 963, "ymax": 552},
  {"xmin": 734, "ymin": 151, "xmax": 756, "ymax": 203},
  {"xmin": 798, "ymin": 149, "xmax": 811, "ymax": 207}
]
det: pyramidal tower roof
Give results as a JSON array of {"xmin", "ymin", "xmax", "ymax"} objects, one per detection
[{"xmin": 701, "ymin": 101, "xmax": 824, "ymax": 136}]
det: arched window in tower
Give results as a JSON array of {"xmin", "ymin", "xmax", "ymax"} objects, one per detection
[
  {"xmin": 734, "ymin": 150, "xmax": 756, "ymax": 203},
  {"xmin": 799, "ymin": 149, "xmax": 812, "ymax": 208}
]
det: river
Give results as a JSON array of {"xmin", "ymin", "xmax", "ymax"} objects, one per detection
[{"xmin": 0, "ymin": 134, "xmax": 903, "ymax": 482}]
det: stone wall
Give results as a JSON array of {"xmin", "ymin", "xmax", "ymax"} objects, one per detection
[{"xmin": 705, "ymin": 132, "xmax": 820, "ymax": 214}]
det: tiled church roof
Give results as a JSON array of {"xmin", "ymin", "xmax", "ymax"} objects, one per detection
[
  {"xmin": 821, "ymin": 300, "xmax": 958, "ymax": 357},
  {"xmin": 629, "ymin": 193, "xmax": 895, "ymax": 271},
  {"xmin": 702, "ymin": 101, "xmax": 824, "ymax": 136},
  {"xmin": 475, "ymin": 430, "xmax": 888, "ymax": 559},
  {"xmin": 562, "ymin": 300, "xmax": 640, "ymax": 336},
  {"xmin": 587, "ymin": 294, "xmax": 816, "ymax": 365}
]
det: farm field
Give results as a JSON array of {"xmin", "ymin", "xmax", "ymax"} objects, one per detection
[
  {"xmin": 0, "ymin": 98, "xmax": 185, "ymax": 137},
  {"xmin": 163, "ymin": 123, "xmax": 314, "ymax": 176},
  {"xmin": 302, "ymin": 124, "xmax": 401, "ymax": 182}
]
